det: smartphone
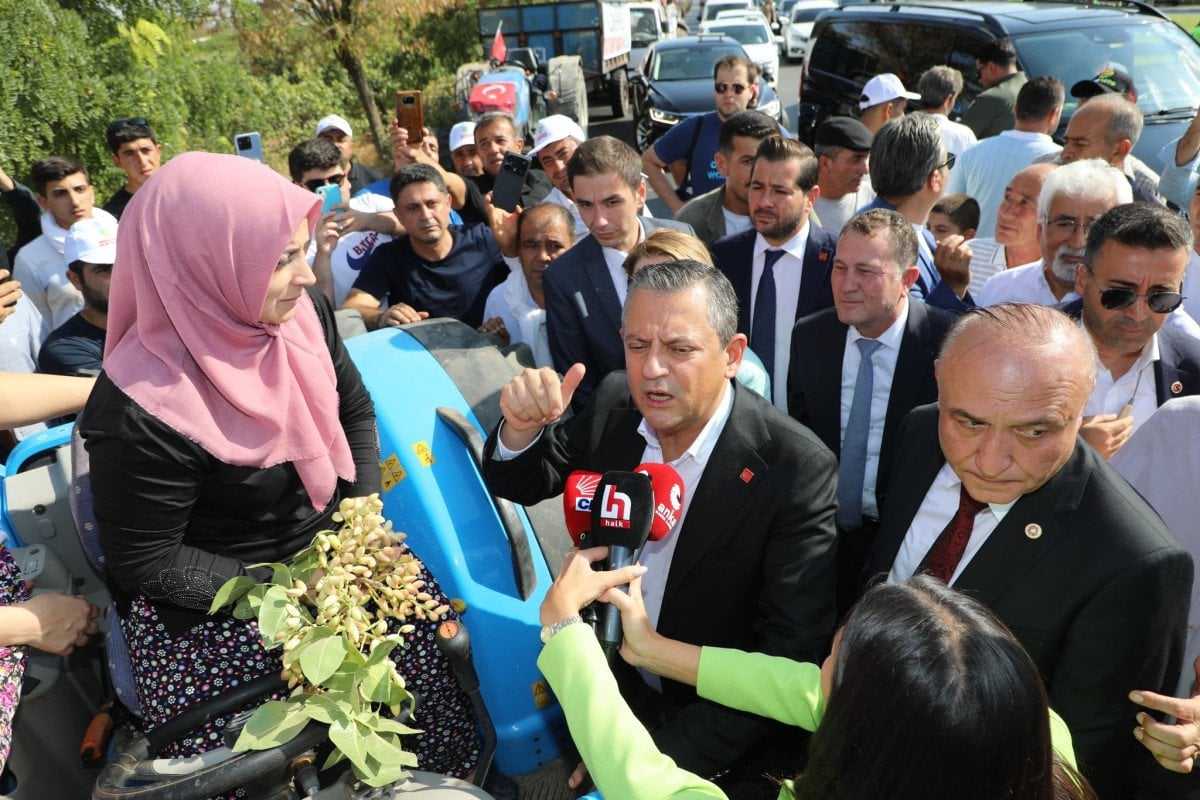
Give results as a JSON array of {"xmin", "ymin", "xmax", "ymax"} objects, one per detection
[
  {"xmin": 395, "ymin": 91, "xmax": 425, "ymax": 138},
  {"xmin": 492, "ymin": 151, "xmax": 531, "ymax": 213},
  {"xmin": 234, "ymin": 132, "xmax": 264, "ymax": 162},
  {"xmin": 316, "ymin": 184, "xmax": 343, "ymax": 214}
]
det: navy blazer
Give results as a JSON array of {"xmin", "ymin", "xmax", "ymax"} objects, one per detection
[
  {"xmin": 711, "ymin": 225, "xmax": 839, "ymax": 338},
  {"xmin": 787, "ymin": 300, "xmax": 954, "ymax": 511},
  {"xmin": 543, "ymin": 217, "xmax": 693, "ymax": 410}
]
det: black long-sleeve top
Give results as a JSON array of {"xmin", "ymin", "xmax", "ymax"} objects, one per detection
[{"xmin": 81, "ymin": 289, "xmax": 380, "ymax": 633}]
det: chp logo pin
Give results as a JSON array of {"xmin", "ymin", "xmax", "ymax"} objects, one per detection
[{"xmin": 1171, "ymin": 380, "xmax": 1183, "ymax": 395}]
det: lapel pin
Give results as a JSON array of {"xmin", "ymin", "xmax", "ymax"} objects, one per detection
[
  {"xmin": 1171, "ymin": 380, "xmax": 1183, "ymax": 395},
  {"xmin": 818, "ymin": 251, "xmax": 828, "ymax": 261},
  {"xmin": 1024, "ymin": 523, "xmax": 1042, "ymax": 540},
  {"xmin": 740, "ymin": 468, "xmax": 754, "ymax": 483}
]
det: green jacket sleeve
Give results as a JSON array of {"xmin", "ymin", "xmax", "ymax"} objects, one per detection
[
  {"xmin": 538, "ymin": 624, "xmax": 727, "ymax": 800},
  {"xmin": 696, "ymin": 647, "xmax": 825, "ymax": 730}
]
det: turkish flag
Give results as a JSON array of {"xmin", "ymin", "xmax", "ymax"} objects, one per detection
[{"xmin": 491, "ymin": 22, "xmax": 507, "ymax": 63}]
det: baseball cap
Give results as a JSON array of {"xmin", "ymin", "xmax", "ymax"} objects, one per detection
[
  {"xmin": 528, "ymin": 115, "xmax": 587, "ymax": 157},
  {"xmin": 1070, "ymin": 69, "xmax": 1137, "ymax": 103},
  {"xmin": 315, "ymin": 114, "xmax": 353, "ymax": 138},
  {"xmin": 815, "ymin": 117, "xmax": 873, "ymax": 151},
  {"xmin": 64, "ymin": 218, "xmax": 118, "ymax": 266},
  {"xmin": 449, "ymin": 121, "xmax": 477, "ymax": 152},
  {"xmin": 858, "ymin": 73, "xmax": 921, "ymax": 111}
]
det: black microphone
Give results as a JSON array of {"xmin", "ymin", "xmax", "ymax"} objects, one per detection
[{"xmin": 587, "ymin": 470, "xmax": 654, "ymax": 662}]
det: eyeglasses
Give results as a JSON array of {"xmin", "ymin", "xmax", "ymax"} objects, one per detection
[
  {"xmin": 304, "ymin": 173, "xmax": 346, "ymax": 191},
  {"xmin": 934, "ymin": 153, "xmax": 956, "ymax": 172},
  {"xmin": 1048, "ymin": 216, "xmax": 1100, "ymax": 236},
  {"xmin": 714, "ymin": 82, "xmax": 748, "ymax": 95},
  {"xmin": 1096, "ymin": 285, "xmax": 1185, "ymax": 314},
  {"xmin": 107, "ymin": 117, "xmax": 149, "ymax": 134}
]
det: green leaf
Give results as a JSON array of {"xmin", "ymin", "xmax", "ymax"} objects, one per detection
[
  {"xmin": 300, "ymin": 633, "xmax": 348, "ymax": 685},
  {"xmin": 209, "ymin": 575, "xmax": 257, "ymax": 614},
  {"xmin": 284, "ymin": 626, "xmax": 333, "ymax": 667},
  {"xmin": 300, "ymin": 693, "xmax": 347, "ymax": 725},
  {"xmin": 232, "ymin": 700, "xmax": 310, "ymax": 751},
  {"xmin": 358, "ymin": 662, "xmax": 396, "ymax": 704},
  {"xmin": 322, "ymin": 746, "xmax": 347, "ymax": 770},
  {"xmin": 340, "ymin": 638, "xmax": 366, "ymax": 669},
  {"xmin": 328, "ymin": 716, "xmax": 372, "ymax": 777},
  {"xmin": 269, "ymin": 562, "xmax": 293, "ymax": 588},
  {"xmin": 363, "ymin": 639, "xmax": 398, "ymax": 668},
  {"xmin": 256, "ymin": 585, "xmax": 292, "ymax": 643},
  {"xmin": 372, "ymin": 716, "xmax": 423, "ymax": 736},
  {"xmin": 361, "ymin": 732, "xmax": 417, "ymax": 786}
]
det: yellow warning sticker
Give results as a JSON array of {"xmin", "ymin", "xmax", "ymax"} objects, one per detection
[
  {"xmin": 532, "ymin": 679, "xmax": 553, "ymax": 709},
  {"xmin": 412, "ymin": 440, "xmax": 436, "ymax": 468},
  {"xmin": 380, "ymin": 454, "xmax": 407, "ymax": 491}
]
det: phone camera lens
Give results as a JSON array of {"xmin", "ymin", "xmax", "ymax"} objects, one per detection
[{"xmin": 237, "ymin": 136, "xmax": 250, "ymax": 149}]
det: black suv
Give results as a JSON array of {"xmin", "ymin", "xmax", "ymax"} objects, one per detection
[{"xmin": 796, "ymin": 0, "xmax": 1200, "ymax": 165}]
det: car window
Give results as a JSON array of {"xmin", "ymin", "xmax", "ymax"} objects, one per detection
[
  {"xmin": 793, "ymin": 5, "xmax": 834, "ymax": 23},
  {"xmin": 631, "ymin": 8, "xmax": 661, "ymax": 46},
  {"xmin": 704, "ymin": 2, "xmax": 752, "ymax": 21},
  {"xmin": 1012, "ymin": 20, "xmax": 1200, "ymax": 117},
  {"xmin": 651, "ymin": 45, "xmax": 744, "ymax": 80},
  {"xmin": 711, "ymin": 24, "xmax": 771, "ymax": 44},
  {"xmin": 809, "ymin": 20, "xmax": 958, "ymax": 86}
]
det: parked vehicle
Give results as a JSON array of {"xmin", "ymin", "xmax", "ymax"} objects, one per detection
[
  {"xmin": 629, "ymin": 1, "xmax": 673, "ymax": 82},
  {"xmin": 454, "ymin": 50, "xmax": 588, "ymax": 140},
  {"xmin": 474, "ymin": 0, "xmax": 633, "ymax": 120},
  {"xmin": 783, "ymin": 1, "xmax": 836, "ymax": 63},
  {"xmin": 796, "ymin": 0, "xmax": 1200, "ymax": 166},
  {"xmin": 701, "ymin": 0, "xmax": 754, "ymax": 24},
  {"xmin": 631, "ymin": 33, "xmax": 787, "ymax": 151},
  {"xmin": 700, "ymin": 14, "xmax": 782, "ymax": 84}
]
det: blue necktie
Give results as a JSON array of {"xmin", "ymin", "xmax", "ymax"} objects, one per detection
[
  {"xmin": 837, "ymin": 338, "xmax": 883, "ymax": 531},
  {"xmin": 751, "ymin": 249, "xmax": 785, "ymax": 391}
]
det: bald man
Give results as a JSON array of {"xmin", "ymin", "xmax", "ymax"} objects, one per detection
[{"xmin": 865, "ymin": 303, "xmax": 1193, "ymax": 799}]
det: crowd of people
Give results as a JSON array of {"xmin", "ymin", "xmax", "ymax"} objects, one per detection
[{"xmin": 0, "ymin": 37, "xmax": 1199, "ymax": 800}]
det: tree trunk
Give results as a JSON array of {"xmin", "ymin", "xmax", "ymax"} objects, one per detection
[{"xmin": 337, "ymin": 45, "xmax": 388, "ymax": 162}]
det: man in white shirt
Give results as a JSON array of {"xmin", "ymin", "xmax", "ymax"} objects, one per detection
[
  {"xmin": 527, "ymin": 115, "xmax": 588, "ymax": 237},
  {"xmin": 1050, "ymin": 93, "xmax": 1165, "ymax": 207},
  {"xmin": 947, "ymin": 77, "xmax": 1063, "ymax": 238},
  {"xmin": 1067, "ymin": 203, "xmax": 1200, "ymax": 459},
  {"xmin": 857, "ymin": 73, "xmax": 919, "ymax": 136},
  {"xmin": 811, "ymin": 116, "xmax": 875, "ymax": 234},
  {"xmin": 916, "ymin": 66, "xmax": 977, "ymax": 163},
  {"xmin": 966, "ymin": 163, "xmax": 1055, "ymax": 296}
]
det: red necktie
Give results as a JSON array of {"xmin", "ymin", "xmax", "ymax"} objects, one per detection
[{"xmin": 919, "ymin": 484, "xmax": 988, "ymax": 583}]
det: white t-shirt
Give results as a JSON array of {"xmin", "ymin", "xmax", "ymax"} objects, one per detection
[{"xmin": 308, "ymin": 193, "xmax": 395, "ymax": 306}]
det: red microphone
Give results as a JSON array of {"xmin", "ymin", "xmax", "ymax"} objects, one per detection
[
  {"xmin": 563, "ymin": 470, "xmax": 603, "ymax": 546},
  {"xmin": 634, "ymin": 462, "xmax": 686, "ymax": 542}
]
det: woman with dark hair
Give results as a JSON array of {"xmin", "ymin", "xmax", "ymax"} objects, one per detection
[
  {"xmin": 538, "ymin": 549, "xmax": 1092, "ymax": 800},
  {"xmin": 79, "ymin": 152, "xmax": 478, "ymax": 778}
]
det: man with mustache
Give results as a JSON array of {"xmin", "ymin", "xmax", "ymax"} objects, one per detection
[{"xmin": 710, "ymin": 135, "xmax": 837, "ymax": 409}]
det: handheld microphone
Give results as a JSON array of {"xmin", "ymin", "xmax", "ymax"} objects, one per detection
[
  {"xmin": 633, "ymin": 462, "xmax": 686, "ymax": 543},
  {"xmin": 563, "ymin": 470, "xmax": 603, "ymax": 547},
  {"xmin": 588, "ymin": 470, "xmax": 654, "ymax": 661}
]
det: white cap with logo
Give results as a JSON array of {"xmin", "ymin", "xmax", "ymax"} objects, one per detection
[
  {"xmin": 315, "ymin": 114, "xmax": 354, "ymax": 138},
  {"xmin": 858, "ymin": 74, "xmax": 921, "ymax": 111},
  {"xmin": 64, "ymin": 218, "xmax": 118, "ymax": 265},
  {"xmin": 449, "ymin": 121, "xmax": 477, "ymax": 153},
  {"xmin": 528, "ymin": 115, "xmax": 587, "ymax": 157}
]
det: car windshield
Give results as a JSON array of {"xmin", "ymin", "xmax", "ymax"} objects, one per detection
[
  {"xmin": 705, "ymin": 2, "xmax": 750, "ymax": 21},
  {"xmin": 1013, "ymin": 20, "xmax": 1200, "ymax": 116},
  {"xmin": 711, "ymin": 24, "xmax": 771, "ymax": 44},
  {"xmin": 792, "ymin": 5, "xmax": 832, "ymax": 23},
  {"xmin": 632, "ymin": 8, "xmax": 660, "ymax": 46},
  {"xmin": 652, "ymin": 45, "xmax": 744, "ymax": 80}
]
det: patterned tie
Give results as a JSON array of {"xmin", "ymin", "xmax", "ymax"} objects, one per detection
[
  {"xmin": 751, "ymin": 249, "xmax": 785, "ymax": 391},
  {"xmin": 836, "ymin": 338, "xmax": 883, "ymax": 530},
  {"xmin": 919, "ymin": 484, "xmax": 989, "ymax": 583}
]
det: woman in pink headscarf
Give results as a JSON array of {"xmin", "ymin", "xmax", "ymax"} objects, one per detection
[{"xmin": 79, "ymin": 152, "xmax": 478, "ymax": 778}]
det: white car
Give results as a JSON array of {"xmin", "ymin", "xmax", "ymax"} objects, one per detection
[
  {"xmin": 700, "ymin": 17, "xmax": 781, "ymax": 84},
  {"xmin": 784, "ymin": 1, "xmax": 836, "ymax": 63},
  {"xmin": 701, "ymin": 0, "xmax": 753, "ymax": 25}
]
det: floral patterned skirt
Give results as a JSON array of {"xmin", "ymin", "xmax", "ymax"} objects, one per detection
[
  {"xmin": 0, "ymin": 547, "xmax": 29, "ymax": 773},
  {"xmin": 120, "ymin": 561, "xmax": 480, "ymax": 791}
]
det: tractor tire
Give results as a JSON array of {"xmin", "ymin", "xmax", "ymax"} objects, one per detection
[
  {"xmin": 547, "ymin": 55, "xmax": 589, "ymax": 133},
  {"xmin": 609, "ymin": 67, "xmax": 630, "ymax": 119}
]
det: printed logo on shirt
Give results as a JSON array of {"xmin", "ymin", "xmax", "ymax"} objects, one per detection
[{"xmin": 347, "ymin": 231, "xmax": 383, "ymax": 273}]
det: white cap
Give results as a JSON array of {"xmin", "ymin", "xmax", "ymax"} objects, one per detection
[
  {"xmin": 315, "ymin": 114, "xmax": 353, "ymax": 138},
  {"xmin": 858, "ymin": 74, "xmax": 921, "ymax": 111},
  {"xmin": 528, "ymin": 115, "xmax": 586, "ymax": 157},
  {"xmin": 449, "ymin": 121, "xmax": 477, "ymax": 152},
  {"xmin": 64, "ymin": 218, "xmax": 118, "ymax": 265}
]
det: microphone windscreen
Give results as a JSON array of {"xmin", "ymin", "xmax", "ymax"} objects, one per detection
[
  {"xmin": 634, "ymin": 461, "xmax": 686, "ymax": 542},
  {"xmin": 563, "ymin": 470, "xmax": 602, "ymax": 546},
  {"xmin": 587, "ymin": 471, "xmax": 654, "ymax": 551}
]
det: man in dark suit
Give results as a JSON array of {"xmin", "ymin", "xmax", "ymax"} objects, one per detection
[
  {"xmin": 1065, "ymin": 202, "xmax": 1200, "ymax": 461},
  {"xmin": 788, "ymin": 209, "xmax": 954, "ymax": 616},
  {"xmin": 864, "ymin": 303, "xmax": 1193, "ymax": 799},
  {"xmin": 543, "ymin": 136, "xmax": 693, "ymax": 410},
  {"xmin": 711, "ymin": 136, "xmax": 837, "ymax": 409},
  {"xmin": 486, "ymin": 260, "xmax": 838, "ymax": 798}
]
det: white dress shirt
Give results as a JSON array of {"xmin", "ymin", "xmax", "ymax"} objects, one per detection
[
  {"xmin": 927, "ymin": 112, "xmax": 978, "ymax": 161},
  {"xmin": 1085, "ymin": 332, "xmax": 1160, "ymax": 435},
  {"xmin": 601, "ymin": 220, "xmax": 652, "ymax": 308},
  {"xmin": 841, "ymin": 300, "xmax": 908, "ymax": 519},
  {"xmin": 888, "ymin": 463, "xmax": 1016, "ymax": 585},
  {"xmin": 749, "ymin": 222, "xmax": 811, "ymax": 410},
  {"xmin": 976, "ymin": 261, "xmax": 1079, "ymax": 308}
]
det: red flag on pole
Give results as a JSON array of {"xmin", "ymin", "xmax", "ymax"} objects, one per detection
[{"xmin": 491, "ymin": 21, "xmax": 507, "ymax": 63}]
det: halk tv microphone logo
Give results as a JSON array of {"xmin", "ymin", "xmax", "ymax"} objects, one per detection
[
  {"xmin": 599, "ymin": 484, "xmax": 632, "ymax": 529},
  {"xmin": 573, "ymin": 473, "xmax": 601, "ymax": 511}
]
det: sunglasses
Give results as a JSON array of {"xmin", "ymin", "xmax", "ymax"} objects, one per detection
[
  {"xmin": 107, "ymin": 117, "xmax": 149, "ymax": 134},
  {"xmin": 1097, "ymin": 285, "xmax": 1185, "ymax": 314},
  {"xmin": 935, "ymin": 153, "xmax": 956, "ymax": 172},
  {"xmin": 714, "ymin": 82, "xmax": 748, "ymax": 95},
  {"xmin": 304, "ymin": 173, "xmax": 346, "ymax": 192}
]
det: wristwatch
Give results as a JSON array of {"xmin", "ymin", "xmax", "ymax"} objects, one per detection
[{"xmin": 540, "ymin": 615, "xmax": 583, "ymax": 644}]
